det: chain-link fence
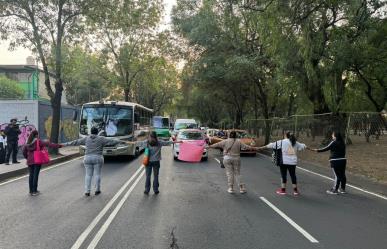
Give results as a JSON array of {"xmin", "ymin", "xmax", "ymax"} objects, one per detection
[
  {"xmin": 243, "ymin": 112, "xmax": 387, "ymax": 145},
  {"xmin": 242, "ymin": 112, "xmax": 387, "ymax": 183}
]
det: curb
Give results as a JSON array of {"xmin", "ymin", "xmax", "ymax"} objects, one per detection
[{"xmin": 0, "ymin": 153, "xmax": 80, "ymax": 183}]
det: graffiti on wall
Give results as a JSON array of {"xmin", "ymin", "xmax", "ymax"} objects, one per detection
[
  {"xmin": 0, "ymin": 122, "xmax": 37, "ymax": 146},
  {"xmin": 44, "ymin": 116, "xmax": 78, "ymax": 141}
]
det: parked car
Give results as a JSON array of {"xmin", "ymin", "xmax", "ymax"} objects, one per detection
[
  {"xmin": 226, "ymin": 129, "xmax": 257, "ymax": 156},
  {"xmin": 206, "ymin": 128, "xmax": 224, "ymax": 145},
  {"xmin": 172, "ymin": 119, "xmax": 198, "ymax": 139},
  {"xmin": 173, "ymin": 129, "xmax": 209, "ymax": 161}
]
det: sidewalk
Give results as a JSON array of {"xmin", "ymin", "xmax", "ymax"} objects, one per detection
[{"xmin": 0, "ymin": 146, "xmax": 80, "ymax": 182}]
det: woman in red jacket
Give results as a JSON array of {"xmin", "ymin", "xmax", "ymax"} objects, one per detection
[{"xmin": 25, "ymin": 130, "xmax": 61, "ymax": 196}]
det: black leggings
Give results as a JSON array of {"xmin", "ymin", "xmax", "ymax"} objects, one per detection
[
  {"xmin": 280, "ymin": 164, "xmax": 297, "ymax": 184},
  {"xmin": 331, "ymin": 160, "xmax": 347, "ymax": 191}
]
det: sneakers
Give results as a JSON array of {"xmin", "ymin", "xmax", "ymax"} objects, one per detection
[
  {"xmin": 227, "ymin": 188, "xmax": 235, "ymax": 194},
  {"xmin": 154, "ymin": 190, "xmax": 160, "ymax": 195},
  {"xmin": 240, "ymin": 185, "xmax": 247, "ymax": 194},
  {"xmin": 144, "ymin": 191, "xmax": 149, "ymax": 195},
  {"xmin": 293, "ymin": 190, "xmax": 300, "ymax": 196},
  {"xmin": 85, "ymin": 192, "xmax": 90, "ymax": 197},
  {"xmin": 338, "ymin": 189, "xmax": 347, "ymax": 194},
  {"xmin": 276, "ymin": 189, "xmax": 286, "ymax": 195},
  {"xmin": 31, "ymin": 191, "xmax": 40, "ymax": 196},
  {"xmin": 95, "ymin": 191, "xmax": 101, "ymax": 195},
  {"xmin": 326, "ymin": 189, "xmax": 339, "ymax": 195}
]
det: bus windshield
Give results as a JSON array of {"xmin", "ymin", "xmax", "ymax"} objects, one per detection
[
  {"xmin": 153, "ymin": 117, "xmax": 169, "ymax": 129},
  {"xmin": 80, "ymin": 106, "xmax": 133, "ymax": 137}
]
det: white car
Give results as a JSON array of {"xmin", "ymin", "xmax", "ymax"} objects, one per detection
[
  {"xmin": 173, "ymin": 129, "xmax": 209, "ymax": 161},
  {"xmin": 172, "ymin": 119, "xmax": 198, "ymax": 138}
]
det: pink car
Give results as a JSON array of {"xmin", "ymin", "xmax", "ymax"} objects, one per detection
[{"xmin": 173, "ymin": 129, "xmax": 209, "ymax": 161}]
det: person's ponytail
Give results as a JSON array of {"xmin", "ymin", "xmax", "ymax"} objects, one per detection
[{"xmin": 286, "ymin": 132, "xmax": 297, "ymax": 146}]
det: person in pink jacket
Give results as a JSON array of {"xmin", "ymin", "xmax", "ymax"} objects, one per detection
[{"xmin": 24, "ymin": 130, "xmax": 62, "ymax": 196}]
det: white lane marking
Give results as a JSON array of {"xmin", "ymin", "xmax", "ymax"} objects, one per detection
[
  {"xmin": 214, "ymin": 158, "xmax": 221, "ymax": 164},
  {"xmin": 71, "ymin": 166, "xmax": 144, "ymax": 249},
  {"xmin": 0, "ymin": 156, "xmax": 83, "ymax": 187},
  {"xmin": 258, "ymin": 153, "xmax": 387, "ymax": 201},
  {"xmin": 86, "ymin": 169, "xmax": 145, "ymax": 249},
  {"xmin": 260, "ymin": 197, "xmax": 319, "ymax": 243},
  {"xmin": 297, "ymin": 166, "xmax": 387, "ymax": 201}
]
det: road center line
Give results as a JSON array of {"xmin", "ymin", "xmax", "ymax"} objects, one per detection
[
  {"xmin": 260, "ymin": 197, "xmax": 319, "ymax": 243},
  {"xmin": 86, "ymin": 169, "xmax": 146, "ymax": 249},
  {"xmin": 70, "ymin": 165, "xmax": 144, "ymax": 249},
  {"xmin": 297, "ymin": 166, "xmax": 387, "ymax": 201},
  {"xmin": 0, "ymin": 156, "xmax": 83, "ymax": 187},
  {"xmin": 258, "ymin": 153, "xmax": 387, "ymax": 201}
]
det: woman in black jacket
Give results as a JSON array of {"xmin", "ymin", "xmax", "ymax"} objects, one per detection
[{"xmin": 311, "ymin": 131, "xmax": 347, "ymax": 195}]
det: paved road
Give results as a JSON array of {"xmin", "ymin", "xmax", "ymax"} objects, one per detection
[{"xmin": 0, "ymin": 147, "xmax": 386, "ymax": 249}]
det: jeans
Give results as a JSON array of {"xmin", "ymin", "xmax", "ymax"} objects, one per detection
[
  {"xmin": 279, "ymin": 164, "xmax": 297, "ymax": 184},
  {"xmin": 5, "ymin": 141, "xmax": 18, "ymax": 163},
  {"xmin": 0, "ymin": 143, "xmax": 5, "ymax": 164},
  {"xmin": 28, "ymin": 165, "xmax": 41, "ymax": 193},
  {"xmin": 145, "ymin": 161, "xmax": 160, "ymax": 192},
  {"xmin": 84, "ymin": 155, "xmax": 104, "ymax": 193}
]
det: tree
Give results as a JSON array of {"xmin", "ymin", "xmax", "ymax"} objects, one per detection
[
  {"xmin": 61, "ymin": 46, "xmax": 111, "ymax": 105},
  {"xmin": 86, "ymin": 0, "xmax": 163, "ymax": 101},
  {"xmin": 0, "ymin": 0, "xmax": 91, "ymax": 148},
  {"xmin": 0, "ymin": 75, "xmax": 24, "ymax": 99}
]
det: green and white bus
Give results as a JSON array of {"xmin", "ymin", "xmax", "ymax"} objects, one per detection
[
  {"xmin": 152, "ymin": 116, "xmax": 171, "ymax": 141},
  {"xmin": 79, "ymin": 101, "xmax": 153, "ymax": 156}
]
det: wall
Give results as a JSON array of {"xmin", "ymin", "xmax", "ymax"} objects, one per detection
[
  {"xmin": 38, "ymin": 101, "xmax": 79, "ymax": 142},
  {"xmin": 0, "ymin": 100, "xmax": 78, "ymax": 145},
  {"xmin": 0, "ymin": 100, "xmax": 39, "ymax": 146}
]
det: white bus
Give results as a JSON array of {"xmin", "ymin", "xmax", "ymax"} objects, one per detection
[{"xmin": 78, "ymin": 101, "xmax": 153, "ymax": 156}]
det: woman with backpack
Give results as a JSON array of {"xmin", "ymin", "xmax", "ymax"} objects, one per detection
[
  {"xmin": 24, "ymin": 130, "xmax": 62, "ymax": 196},
  {"xmin": 210, "ymin": 131, "xmax": 259, "ymax": 194},
  {"xmin": 144, "ymin": 131, "xmax": 181, "ymax": 195},
  {"xmin": 259, "ymin": 132, "xmax": 306, "ymax": 196},
  {"xmin": 310, "ymin": 131, "xmax": 347, "ymax": 194}
]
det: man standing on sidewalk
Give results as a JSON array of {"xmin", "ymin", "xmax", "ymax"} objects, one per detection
[
  {"xmin": 4, "ymin": 119, "xmax": 21, "ymax": 165},
  {"xmin": 0, "ymin": 129, "xmax": 6, "ymax": 164}
]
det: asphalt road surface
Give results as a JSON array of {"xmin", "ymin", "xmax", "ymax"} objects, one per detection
[{"xmin": 0, "ymin": 147, "xmax": 386, "ymax": 249}]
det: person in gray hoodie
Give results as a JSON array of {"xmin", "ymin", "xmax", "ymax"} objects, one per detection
[{"xmin": 62, "ymin": 127, "xmax": 121, "ymax": 196}]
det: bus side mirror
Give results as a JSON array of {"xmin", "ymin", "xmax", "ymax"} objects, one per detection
[{"xmin": 72, "ymin": 110, "xmax": 78, "ymax": 122}]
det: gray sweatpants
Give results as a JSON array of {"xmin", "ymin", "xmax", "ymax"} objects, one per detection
[
  {"xmin": 223, "ymin": 157, "xmax": 244, "ymax": 189},
  {"xmin": 83, "ymin": 155, "xmax": 104, "ymax": 193}
]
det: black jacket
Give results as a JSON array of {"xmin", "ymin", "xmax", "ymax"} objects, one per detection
[
  {"xmin": 317, "ymin": 140, "xmax": 346, "ymax": 160},
  {"xmin": 4, "ymin": 125, "xmax": 21, "ymax": 143}
]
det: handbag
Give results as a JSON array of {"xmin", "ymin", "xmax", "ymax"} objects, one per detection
[
  {"xmin": 33, "ymin": 139, "xmax": 50, "ymax": 165},
  {"xmin": 142, "ymin": 146, "xmax": 150, "ymax": 166},
  {"xmin": 272, "ymin": 140, "xmax": 283, "ymax": 167}
]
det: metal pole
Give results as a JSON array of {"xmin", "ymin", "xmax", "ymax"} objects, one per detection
[{"xmin": 345, "ymin": 113, "xmax": 352, "ymax": 145}]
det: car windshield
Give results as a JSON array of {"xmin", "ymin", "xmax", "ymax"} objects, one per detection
[
  {"xmin": 178, "ymin": 131, "xmax": 204, "ymax": 140},
  {"xmin": 153, "ymin": 117, "xmax": 169, "ymax": 129},
  {"xmin": 80, "ymin": 106, "xmax": 133, "ymax": 137},
  {"xmin": 175, "ymin": 122, "xmax": 197, "ymax": 130}
]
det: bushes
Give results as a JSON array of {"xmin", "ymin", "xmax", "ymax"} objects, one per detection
[{"xmin": 0, "ymin": 75, "xmax": 24, "ymax": 99}]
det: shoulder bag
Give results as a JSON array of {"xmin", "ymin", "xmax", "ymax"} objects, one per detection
[
  {"xmin": 272, "ymin": 140, "xmax": 283, "ymax": 167},
  {"xmin": 33, "ymin": 139, "xmax": 50, "ymax": 165}
]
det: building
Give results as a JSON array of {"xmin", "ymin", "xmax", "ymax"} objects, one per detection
[
  {"xmin": 0, "ymin": 63, "xmax": 67, "ymax": 104},
  {"xmin": 0, "ymin": 62, "xmax": 76, "ymax": 143}
]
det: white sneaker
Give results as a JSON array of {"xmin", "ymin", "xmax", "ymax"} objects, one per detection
[
  {"xmin": 338, "ymin": 189, "xmax": 347, "ymax": 194},
  {"xmin": 227, "ymin": 188, "xmax": 235, "ymax": 194}
]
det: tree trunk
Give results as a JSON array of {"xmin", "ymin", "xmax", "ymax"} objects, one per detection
[
  {"xmin": 124, "ymin": 88, "xmax": 130, "ymax": 102},
  {"xmin": 50, "ymin": 85, "xmax": 62, "ymax": 154}
]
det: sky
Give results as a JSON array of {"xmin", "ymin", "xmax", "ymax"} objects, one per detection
[{"xmin": 0, "ymin": 0, "xmax": 177, "ymax": 65}]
